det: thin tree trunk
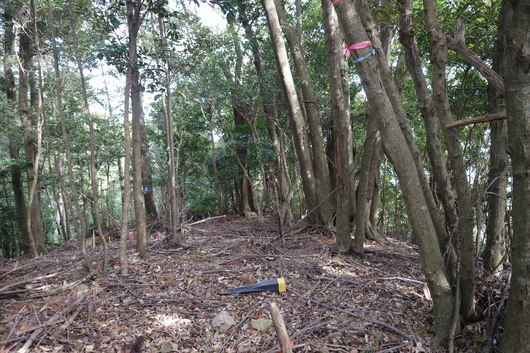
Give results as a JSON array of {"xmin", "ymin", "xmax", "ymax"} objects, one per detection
[
  {"xmin": 48, "ymin": 0, "xmax": 93, "ymax": 272},
  {"xmin": 18, "ymin": 25, "xmax": 41, "ymax": 257},
  {"xmin": 322, "ymin": 0, "xmax": 354, "ymax": 253},
  {"xmin": 25, "ymin": 0, "xmax": 46, "ymax": 256},
  {"xmin": 483, "ymin": 3, "xmax": 509, "ymax": 275},
  {"xmin": 126, "ymin": 0, "xmax": 148, "ymax": 258},
  {"xmin": 157, "ymin": 15, "xmax": 180, "ymax": 239},
  {"xmin": 423, "ymin": 0, "xmax": 476, "ymax": 320},
  {"xmin": 204, "ymin": 105, "xmax": 224, "ymax": 213},
  {"xmin": 354, "ymin": 117, "xmax": 379, "ymax": 255},
  {"xmin": 274, "ymin": 0, "xmax": 334, "ymax": 224},
  {"xmin": 43, "ymin": 105, "xmax": 70, "ymax": 244},
  {"xmin": 262, "ymin": 0, "xmax": 320, "ymax": 224},
  {"xmin": 240, "ymin": 17, "xmax": 294, "ymax": 225},
  {"xmin": 3, "ymin": 8, "xmax": 28, "ymax": 256},
  {"xmin": 68, "ymin": 0, "xmax": 109, "ymax": 275},
  {"xmin": 141, "ymin": 125, "xmax": 157, "ymax": 222},
  {"xmin": 220, "ymin": 27, "xmax": 255, "ymax": 217},
  {"xmin": 398, "ymin": 0, "xmax": 458, "ymax": 281},
  {"xmin": 120, "ymin": 68, "xmax": 133, "ymax": 275}
]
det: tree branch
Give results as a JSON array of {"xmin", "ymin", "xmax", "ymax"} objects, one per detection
[{"xmin": 446, "ymin": 111, "xmax": 506, "ymax": 129}]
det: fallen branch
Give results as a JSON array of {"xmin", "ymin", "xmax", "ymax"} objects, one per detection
[
  {"xmin": 270, "ymin": 302, "xmax": 293, "ymax": 353},
  {"xmin": 0, "ymin": 260, "xmax": 84, "ymax": 295},
  {"xmin": 50, "ymin": 303, "xmax": 85, "ymax": 340},
  {"xmin": 188, "ymin": 215, "xmax": 227, "ymax": 227},
  {"xmin": 16, "ymin": 293, "xmax": 87, "ymax": 336},
  {"xmin": 16, "ymin": 328, "xmax": 43, "ymax": 353}
]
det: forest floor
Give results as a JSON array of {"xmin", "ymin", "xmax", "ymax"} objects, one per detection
[{"xmin": 0, "ymin": 214, "xmax": 495, "ymax": 353}]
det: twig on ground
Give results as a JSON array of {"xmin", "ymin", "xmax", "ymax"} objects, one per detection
[
  {"xmin": 16, "ymin": 328, "xmax": 43, "ymax": 353},
  {"xmin": 50, "ymin": 303, "xmax": 85, "ymax": 340}
]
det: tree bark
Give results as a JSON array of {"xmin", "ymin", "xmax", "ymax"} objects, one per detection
[
  {"xmin": 262, "ymin": 0, "xmax": 321, "ymax": 224},
  {"xmin": 3, "ymin": 8, "xmax": 28, "ymax": 256},
  {"xmin": 18, "ymin": 23, "xmax": 44, "ymax": 256},
  {"xmin": 483, "ymin": 6, "xmax": 509, "ymax": 274},
  {"xmin": 139, "ymin": 121, "xmax": 157, "ymax": 222},
  {"xmin": 498, "ymin": 0, "xmax": 530, "ymax": 350},
  {"xmin": 68, "ymin": 0, "xmax": 109, "ymax": 275},
  {"xmin": 398, "ymin": 0, "xmax": 458, "ymax": 281},
  {"xmin": 354, "ymin": 117, "xmax": 380, "ymax": 254},
  {"xmin": 157, "ymin": 15, "xmax": 180, "ymax": 238},
  {"xmin": 423, "ymin": 0, "xmax": 476, "ymax": 320},
  {"xmin": 120, "ymin": 67, "xmax": 133, "ymax": 275},
  {"xmin": 333, "ymin": 0, "xmax": 455, "ymax": 339},
  {"xmin": 240, "ymin": 15, "xmax": 294, "ymax": 225},
  {"xmin": 274, "ymin": 0, "xmax": 335, "ymax": 224},
  {"xmin": 322, "ymin": 0, "xmax": 354, "ymax": 253},
  {"xmin": 322, "ymin": 0, "xmax": 355, "ymax": 254},
  {"xmin": 126, "ymin": 0, "xmax": 148, "ymax": 258},
  {"xmin": 358, "ymin": 0, "xmax": 451, "ymax": 267}
]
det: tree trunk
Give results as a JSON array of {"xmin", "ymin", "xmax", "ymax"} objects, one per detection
[
  {"xmin": 322, "ymin": 0, "xmax": 354, "ymax": 253},
  {"xmin": 262, "ymin": 0, "xmax": 320, "ymax": 224},
  {"xmin": 483, "ymin": 2, "xmax": 509, "ymax": 275},
  {"xmin": 68, "ymin": 0, "xmax": 109, "ymax": 275},
  {"xmin": 3, "ymin": 9, "xmax": 28, "ymax": 255},
  {"xmin": 498, "ymin": 0, "xmax": 530, "ymax": 350},
  {"xmin": 205, "ymin": 105, "xmax": 224, "ymax": 214},
  {"xmin": 141, "ymin": 124, "xmax": 157, "ymax": 222},
  {"xmin": 49, "ymin": 0, "xmax": 94, "ymax": 272},
  {"xmin": 120, "ymin": 67, "xmax": 133, "ymax": 275},
  {"xmin": 126, "ymin": 0, "xmax": 148, "ymax": 258},
  {"xmin": 357, "ymin": 0, "xmax": 451, "ymax": 266},
  {"xmin": 18, "ymin": 25, "xmax": 44, "ymax": 257},
  {"xmin": 240, "ymin": 16, "xmax": 294, "ymax": 226},
  {"xmin": 221, "ymin": 27, "xmax": 255, "ymax": 217},
  {"xmin": 333, "ymin": 0, "xmax": 455, "ymax": 339},
  {"xmin": 157, "ymin": 15, "xmax": 180, "ymax": 239},
  {"xmin": 274, "ymin": 0, "xmax": 335, "ymax": 224},
  {"xmin": 423, "ymin": 0, "xmax": 476, "ymax": 320},
  {"xmin": 354, "ymin": 116, "xmax": 379, "ymax": 255},
  {"xmin": 397, "ymin": 0, "xmax": 458, "ymax": 281}
]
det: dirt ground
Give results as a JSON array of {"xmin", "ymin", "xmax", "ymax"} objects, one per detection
[{"xmin": 0, "ymin": 214, "xmax": 492, "ymax": 352}]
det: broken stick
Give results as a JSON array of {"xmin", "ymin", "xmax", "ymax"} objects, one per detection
[{"xmin": 269, "ymin": 302, "xmax": 293, "ymax": 353}]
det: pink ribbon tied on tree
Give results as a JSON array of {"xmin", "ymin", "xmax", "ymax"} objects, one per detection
[{"xmin": 343, "ymin": 40, "xmax": 372, "ymax": 57}]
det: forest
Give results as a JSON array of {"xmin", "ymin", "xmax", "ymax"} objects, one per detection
[{"xmin": 1, "ymin": 0, "xmax": 530, "ymax": 351}]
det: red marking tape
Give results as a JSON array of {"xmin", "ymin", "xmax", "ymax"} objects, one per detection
[
  {"xmin": 276, "ymin": 341, "xmax": 294, "ymax": 352},
  {"xmin": 343, "ymin": 40, "xmax": 372, "ymax": 57}
]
